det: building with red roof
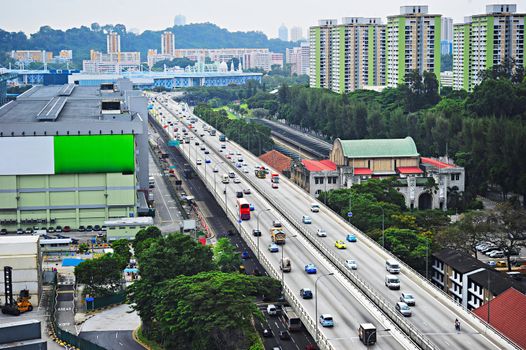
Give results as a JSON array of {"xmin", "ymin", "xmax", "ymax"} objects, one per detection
[
  {"xmin": 473, "ymin": 288, "xmax": 526, "ymax": 349},
  {"xmin": 291, "ymin": 159, "xmax": 339, "ymax": 197},
  {"xmin": 259, "ymin": 150, "xmax": 292, "ymax": 176}
]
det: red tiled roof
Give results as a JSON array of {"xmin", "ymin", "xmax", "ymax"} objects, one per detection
[
  {"xmin": 302, "ymin": 159, "xmax": 337, "ymax": 172},
  {"xmin": 421, "ymin": 157, "xmax": 455, "ymax": 169},
  {"xmin": 397, "ymin": 166, "xmax": 423, "ymax": 174},
  {"xmin": 353, "ymin": 167, "xmax": 373, "ymax": 175},
  {"xmin": 473, "ymin": 288, "xmax": 526, "ymax": 349},
  {"xmin": 259, "ymin": 150, "xmax": 291, "ymax": 173}
]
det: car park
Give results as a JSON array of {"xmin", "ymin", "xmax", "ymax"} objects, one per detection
[
  {"xmin": 335, "ymin": 240, "xmax": 347, "ymax": 249},
  {"xmin": 302, "ymin": 215, "xmax": 312, "ymax": 224},
  {"xmin": 346, "ymin": 233, "xmax": 357, "ymax": 242},
  {"xmin": 345, "ymin": 259, "xmax": 358, "ymax": 270},
  {"xmin": 304, "ymin": 263, "xmax": 317, "ymax": 274},
  {"xmin": 252, "ymin": 229, "xmax": 261, "ymax": 237},
  {"xmin": 316, "ymin": 228, "xmax": 327, "ymax": 237},
  {"xmin": 400, "ymin": 292, "xmax": 416, "ymax": 306},
  {"xmin": 300, "ymin": 288, "xmax": 313, "ymax": 299},
  {"xmin": 396, "ymin": 302, "xmax": 412, "ymax": 317},
  {"xmin": 319, "ymin": 314, "xmax": 334, "ymax": 327},
  {"xmin": 268, "ymin": 243, "xmax": 279, "ymax": 253}
]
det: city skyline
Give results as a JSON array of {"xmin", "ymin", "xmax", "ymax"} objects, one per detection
[{"xmin": 1, "ymin": 0, "xmax": 520, "ymax": 39}]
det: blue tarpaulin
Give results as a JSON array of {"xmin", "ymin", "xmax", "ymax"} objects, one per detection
[
  {"xmin": 62, "ymin": 258, "xmax": 85, "ymax": 267},
  {"xmin": 124, "ymin": 268, "xmax": 139, "ymax": 273}
]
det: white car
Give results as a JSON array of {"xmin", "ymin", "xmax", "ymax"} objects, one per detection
[
  {"xmin": 345, "ymin": 259, "xmax": 358, "ymax": 270},
  {"xmin": 196, "ymin": 159, "xmax": 202, "ymax": 165},
  {"xmin": 243, "ymin": 167, "xmax": 249, "ymax": 173},
  {"xmin": 316, "ymin": 228, "xmax": 327, "ymax": 237},
  {"xmin": 233, "ymin": 177, "xmax": 241, "ymax": 184},
  {"xmin": 213, "ymin": 167, "xmax": 219, "ymax": 173}
]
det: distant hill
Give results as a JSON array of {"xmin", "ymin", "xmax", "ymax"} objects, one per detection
[{"xmin": 0, "ymin": 23, "xmax": 298, "ymax": 66}]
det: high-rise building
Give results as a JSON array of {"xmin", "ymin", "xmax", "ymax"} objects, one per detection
[
  {"xmin": 107, "ymin": 32, "xmax": 121, "ymax": 54},
  {"xmin": 386, "ymin": 6, "xmax": 441, "ymax": 87},
  {"xmin": 290, "ymin": 26, "xmax": 303, "ymax": 42},
  {"xmin": 278, "ymin": 24, "xmax": 289, "ymax": 41},
  {"xmin": 330, "ymin": 17, "xmax": 385, "ymax": 92},
  {"xmin": 286, "ymin": 42, "xmax": 310, "ymax": 76},
  {"xmin": 174, "ymin": 15, "xmax": 186, "ymax": 26},
  {"xmin": 441, "ymin": 17, "xmax": 453, "ymax": 55},
  {"xmin": 453, "ymin": 4, "xmax": 525, "ymax": 91},
  {"xmin": 161, "ymin": 31, "xmax": 175, "ymax": 55},
  {"xmin": 309, "ymin": 19, "xmax": 337, "ymax": 89}
]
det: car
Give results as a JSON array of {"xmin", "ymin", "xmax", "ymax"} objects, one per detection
[
  {"xmin": 196, "ymin": 159, "xmax": 202, "ymax": 165},
  {"xmin": 235, "ymin": 162, "xmax": 242, "ymax": 168},
  {"xmin": 205, "ymin": 159, "xmax": 211, "ymax": 164},
  {"xmin": 400, "ymin": 292, "xmax": 416, "ymax": 306},
  {"xmin": 226, "ymin": 155, "xmax": 232, "ymax": 159},
  {"xmin": 272, "ymin": 183, "xmax": 279, "ymax": 189},
  {"xmin": 304, "ymin": 263, "xmax": 317, "ymax": 274},
  {"xmin": 200, "ymin": 133, "xmax": 205, "ymax": 137},
  {"xmin": 55, "ymin": 226, "xmax": 63, "ymax": 233},
  {"xmin": 300, "ymin": 288, "xmax": 313, "ymax": 299},
  {"xmin": 0, "ymin": 229, "xmax": 7, "ymax": 235},
  {"xmin": 481, "ymin": 245, "xmax": 497, "ymax": 253},
  {"xmin": 268, "ymin": 243, "xmax": 279, "ymax": 253},
  {"xmin": 346, "ymin": 234, "xmax": 357, "ymax": 242},
  {"xmin": 47, "ymin": 227, "xmax": 55, "ymax": 233},
  {"xmin": 249, "ymin": 204, "xmax": 255, "ymax": 211},
  {"xmin": 195, "ymin": 141, "xmax": 200, "ymax": 145},
  {"xmin": 25, "ymin": 228, "xmax": 33, "ymax": 234},
  {"xmin": 241, "ymin": 250, "xmax": 250, "ymax": 259},
  {"xmin": 489, "ymin": 250, "xmax": 504, "ymax": 258},
  {"xmin": 279, "ymin": 330, "xmax": 291, "ymax": 340},
  {"xmin": 273, "ymin": 220, "xmax": 282, "ymax": 227},
  {"xmin": 221, "ymin": 144, "xmax": 226, "ymax": 149},
  {"xmin": 233, "ymin": 177, "xmax": 241, "ymax": 184},
  {"xmin": 396, "ymin": 302, "xmax": 412, "ymax": 317},
  {"xmin": 262, "ymin": 329, "xmax": 273, "ymax": 338},
  {"xmin": 93, "ymin": 224, "xmax": 101, "ymax": 231},
  {"xmin": 252, "ymin": 229, "xmax": 262, "ymax": 237},
  {"xmin": 86, "ymin": 225, "xmax": 93, "ymax": 232},
  {"xmin": 484, "ymin": 248, "xmax": 499, "ymax": 256},
  {"xmin": 200, "ymin": 146, "xmax": 205, "ymax": 151},
  {"xmin": 243, "ymin": 188, "xmax": 251, "ymax": 194},
  {"xmin": 319, "ymin": 314, "xmax": 334, "ymax": 327},
  {"xmin": 302, "ymin": 215, "xmax": 312, "ymax": 224},
  {"xmin": 63, "ymin": 225, "xmax": 71, "ymax": 232},
  {"xmin": 236, "ymin": 191, "xmax": 243, "ymax": 198},
  {"xmin": 267, "ymin": 304, "xmax": 277, "ymax": 315},
  {"xmin": 243, "ymin": 167, "xmax": 249, "ymax": 173},
  {"xmin": 213, "ymin": 167, "xmax": 219, "ymax": 173},
  {"xmin": 16, "ymin": 228, "xmax": 24, "ymax": 235},
  {"xmin": 345, "ymin": 259, "xmax": 358, "ymax": 270},
  {"xmin": 316, "ymin": 228, "xmax": 327, "ymax": 237},
  {"xmin": 218, "ymin": 148, "xmax": 223, "ymax": 153},
  {"xmin": 204, "ymin": 150, "xmax": 210, "ymax": 154},
  {"xmin": 335, "ymin": 240, "xmax": 347, "ymax": 249}
]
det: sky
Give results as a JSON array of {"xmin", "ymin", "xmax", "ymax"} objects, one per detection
[{"xmin": 1, "ymin": 0, "xmax": 522, "ymax": 39}]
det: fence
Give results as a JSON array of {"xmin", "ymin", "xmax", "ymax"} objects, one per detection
[{"xmin": 88, "ymin": 291, "xmax": 127, "ymax": 311}]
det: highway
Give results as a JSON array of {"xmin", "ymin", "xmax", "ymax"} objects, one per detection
[{"xmin": 150, "ymin": 93, "xmax": 518, "ymax": 350}]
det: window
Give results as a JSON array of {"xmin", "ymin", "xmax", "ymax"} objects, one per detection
[{"xmin": 314, "ymin": 177, "xmax": 324, "ymax": 185}]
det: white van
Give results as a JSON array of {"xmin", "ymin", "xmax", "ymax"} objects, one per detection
[
  {"xmin": 310, "ymin": 203, "xmax": 320, "ymax": 213},
  {"xmin": 267, "ymin": 304, "xmax": 277, "ymax": 316},
  {"xmin": 386, "ymin": 260, "xmax": 401, "ymax": 274},
  {"xmin": 222, "ymin": 174, "xmax": 230, "ymax": 184},
  {"xmin": 385, "ymin": 275, "xmax": 400, "ymax": 290}
]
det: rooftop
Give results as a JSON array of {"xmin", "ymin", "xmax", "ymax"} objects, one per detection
[
  {"xmin": 421, "ymin": 157, "xmax": 456, "ymax": 169},
  {"xmin": 302, "ymin": 159, "xmax": 337, "ymax": 172},
  {"xmin": 433, "ymin": 248, "xmax": 488, "ymax": 274},
  {"xmin": 337, "ymin": 136, "xmax": 419, "ymax": 159},
  {"xmin": 259, "ymin": 150, "xmax": 292, "ymax": 173},
  {"xmin": 470, "ymin": 268, "xmax": 526, "ymax": 295},
  {"xmin": 473, "ymin": 288, "xmax": 526, "ymax": 349},
  {"xmin": 0, "ymin": 235, "xmax": 40, "ymax": 244}
]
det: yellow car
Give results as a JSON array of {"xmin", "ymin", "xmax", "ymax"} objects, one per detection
[{"xmin": 335, "ymin": 240, "xmax": 347, "ymax": 249}]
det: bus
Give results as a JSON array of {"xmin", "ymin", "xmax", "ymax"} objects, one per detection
[{"xmin": 237, "ymin": 198, "xmax": 251, "ymax": 220}]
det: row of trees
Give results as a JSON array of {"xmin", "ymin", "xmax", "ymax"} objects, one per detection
[
  {"xmin": 128, "ymin": 228, "xmax": 281, "ymax": 350},
  {"xmin": 193, "ymin": 104, "xmax": 274, "ymax": 156}
]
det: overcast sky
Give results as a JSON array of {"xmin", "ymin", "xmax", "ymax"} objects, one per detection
[{"xmin": 1, "ymin": 0, "xmax": 522, "ymax": 38}]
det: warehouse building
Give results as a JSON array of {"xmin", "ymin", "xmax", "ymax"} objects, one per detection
[
  {"xmin": 0, "ymin": 80, "xmax": 149, "ymax": 232},
  {"xmin": 0, "ymin": 236, "xmax": 42, "ymax": 305}
]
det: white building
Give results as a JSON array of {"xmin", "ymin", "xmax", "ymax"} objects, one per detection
[
  {"xmin": 440, "ymin": 71, "xmax": 453, "ymax": 88},
  {"xmin": 243, "ymin": 52, "xmax": 283, "ymax": 71},
  {"xmin": 309, "ymin": 19, "xmax": 337, "ymax": 89},
  {"xmin": 286, "ymin": 42, "xmax": 310, "ymax": 76},
  {"xmin": 290, "ymin": 26, "xmax": 304, "ymax": 42},
  {"xmin": 83, "ymin": 50, "xmax": 141, "ymax": 74}
]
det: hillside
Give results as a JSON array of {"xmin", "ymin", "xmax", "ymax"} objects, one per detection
[{"xmin": 0, "ymin": 23, "xmax": 296, "ymax": 67}]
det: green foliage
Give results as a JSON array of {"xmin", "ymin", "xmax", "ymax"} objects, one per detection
[
  {"xmin": 383, "ymin": 228, "xmax": 431, "ymax": 273},
  {"xmin": 137, "ymin": 232, "xmax": 215, "ymax": 282},
  {"xmin": 153, "ymin": 272, "xmax": 280, "ymax": 350},
  {"xmin": 193, "ymin": 104, "xmax": 273, "ymax": 155},
  {"xmin": 152, "ymin": 57, "xmax": 195, "ymax": 70},
  {"xmin": 213, "ymin": 238, "xmax": 242, "ymax": 272},
  {"xmin": 75, "ymin": 254, "xmax": 123, "ymax": 296},
  {"xmin": 132, "ymin": 226, "xmax": 162, "ymax": 253},
  {"xmin": 111, "ymin": 239, "xmax": 131, "ymax": 268},
  {"xmin": 77, "ymin": 243, "xmax": 89, "ymax": 254}
]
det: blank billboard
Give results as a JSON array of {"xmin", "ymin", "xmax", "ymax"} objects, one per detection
[{"xmin": 0, "ymin": 137, "xmax": 55, "ymax": 175}]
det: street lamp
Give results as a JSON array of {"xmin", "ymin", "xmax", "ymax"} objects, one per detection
[
  {"xmin": 378, "ymin": 206, "xmax": 385, "ymax": 248},
  {"xmin": 256, "ymin": 208, "xmax": 271, "ymax": 259},
  {"xmin": 213, "ymin": 161, "xmax": 224, "ymax": 195},
  {"xmin": 315, "ymin": 272, "xmax": 335, "ymax": 344}
]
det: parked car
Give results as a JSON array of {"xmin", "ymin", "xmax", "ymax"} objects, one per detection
[
  {"xmin": 0, "ymin": 229, "xmax": 8, "ymax": 235},
  {"xmin": 396, "ymin": 302, "xmax": 412, "ymax": 317},
  {"xmin": 47, "ymin": 227, "xmax": 55, "ymax": 233},
  {"xmin": 16, "ymin": 228, "xmax": 24, "ymax": 235},
  {"xmin": 93, "ymin": 225, "xmax": 101, "ymax": 231},
  {"xmin": 63, "ymin": 225, "xmax": 71, "ymax": 232},
  {"xmin": 86, "ymin": 225, "xmax": 93, "ymax": 232},
  {"xmin": 55, "ymin": 226, "xmax": 63, "ymax": 233},
  {"xmin": 400, "ymin": 292, "xmax": 416, "ymax": 306},
  {"xmin": 488, "ymin": 250, "xmax": 505, "ymax": 258},
  {"xmin": 300, "ymin": 288, "xmax": 313, "ymax": 299}
]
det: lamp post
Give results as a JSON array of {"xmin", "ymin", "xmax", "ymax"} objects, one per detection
[
  {"xmin": 425, "ymin": 239, "xmax": 429, "ymax": 280},
  {"xmin": 378, "ymin": 206, "xmax": 385, "ymax": 248},
  {"xmin": 315, "ymin": 272, "xmax": 334, "ymax": 344},
  {"xmin": 213, "ymin": 161, "xmax": 224, "ymax": 195},
  {"xmin": 256, "ymin": 208, "xmax": 271, "ymax": 259}
]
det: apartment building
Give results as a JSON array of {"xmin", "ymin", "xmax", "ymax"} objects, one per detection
[
  {"xmin": 10, "ymin": 50, "xmax": 53, "ymax": 63},
  {"xmin": 161, "ymin": 31, "xmax": 175, "ymax": 56},
  {"xmin": 453, "ymin": 4, "xmax": 525, "ymax": 92},
  {"xmin": 243, "ymin": 52, "xmax": 283, "ymax": 71},
  {"xmin": 309, "ymin": 19, "xmax": 337, "ymax": 89},
  {"xmin": 286, "ymin": 42, "xmax": 310, "ymax": 76},
  {"xmin": 330, "ymin": 17, "xmax": 385, "ymax": 93},
  {"xmin": 107, "ymin": 32, "xmax": 121, "ymax": 54},
  {"xmin": 174, "ymin": 48, "xmax": 269, "ymax": 63}
]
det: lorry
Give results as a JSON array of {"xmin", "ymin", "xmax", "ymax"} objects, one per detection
[
  {"xmin": 358, "ymin": 323, "xmax": 377, "ymax": 345},
  {"xmin": 1, "ymin": 267, "xmax": 33, "ymax": 316},
  {"xmin": 270, "ymin": 227, "xmax": 286, "ymax": 244},
  {"xmin": 283, "ymin": 306, "xmax": 302, "ymax": 331},
  {"xmin": 255, "ymin": 166, "xmax": 267, "ymax": 179},
  {"xmin": 271, "ymin": 173, "xmax": 280, "ymax": 183}
]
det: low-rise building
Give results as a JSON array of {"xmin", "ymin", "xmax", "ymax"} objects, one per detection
[
  {"xmin": 83, "ymin": 50, "xmax": 141, "ymax": 74},
  {"xmin": 291, "ymin": 159, "xmax": 338, "ymax": 197},
  {"xmin": 432, "ymin": 248, "xmax": 526, "ymax": 310},
  {"xmin": 259, "ymin": 150, "xmax": 292, "ymax": 177}
]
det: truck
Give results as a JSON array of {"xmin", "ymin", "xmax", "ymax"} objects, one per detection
[
  {"xmin": 271, "ymin": 173, "xmax": 280, "ymax": 183},
  {"xmin": 270, "ymin": 227, "xmax": 286, "ymax": 244},
  {"xmin": 255, "ymin": 166, "xmax": 266, "ymax": 179},
  {"xmin": 358, "ymin": 323, "xmax": 377, "ymax": 345},
  {"xmin": 283, "ymin": 306, "xmax": 302, "ymax": 331}
]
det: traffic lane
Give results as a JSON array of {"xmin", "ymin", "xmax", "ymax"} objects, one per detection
[
  {"xmin": 185, "ymin": 134, "xmax": 404, "ymax": 349},
  {"xmin": 148, "ymin": 154, "xmax": 179, "ymax": 226},
  {"xmin": 79, "ymin": 331, "xmax": 144, "ymax": 350},
  {"xmin": 191, "ymin": 118, "xmax": 499, "ymax": 350},
  {"xmin": 256, "ymin": 309, "xmax": 301, "ymax": 350}
]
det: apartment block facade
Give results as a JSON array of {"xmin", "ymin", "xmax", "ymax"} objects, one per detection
[
  {"xmin": 453, "ymin": 4, "xmax": 526, "ymax": 92},
  {"xmin": 309, "ymin": 19, "xmax": 337, "ymax": 89},
  {"xmin": 386, "ymin": 6, "xmax": 441, "ymax": 87},
  {"xmin": 286, "ymin": 42, "xmax": 310, "ymax": 76}
]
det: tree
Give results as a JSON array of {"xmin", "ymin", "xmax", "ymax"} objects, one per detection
[
  {"xmin": 75, "ymin": 254, "xmax": 123, "ymax": 296},
  {"xmin": 111, "ymin": 239, "xmax": 131, "ymax": 268},
  {"xmin": 137, "ymin": 232, "xmax": 215, "ymax": 282},
  {"xmin": 90, "ymin": 23, "xmax": 101, "ymax": 32},
  {"xmin": 152, "ymin": 272, "xmax": 281, "ymax": 349},
  {"xmin": 213, "ymin": 238, "xmax": 242, "ymax": 272},
  {"xmin": 383, "ymin": 228, "xmax": 431, "ymax": 274},
  {"xmin": 132, "ymin": 226, "xmax": 162, "ymax": 252}
]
